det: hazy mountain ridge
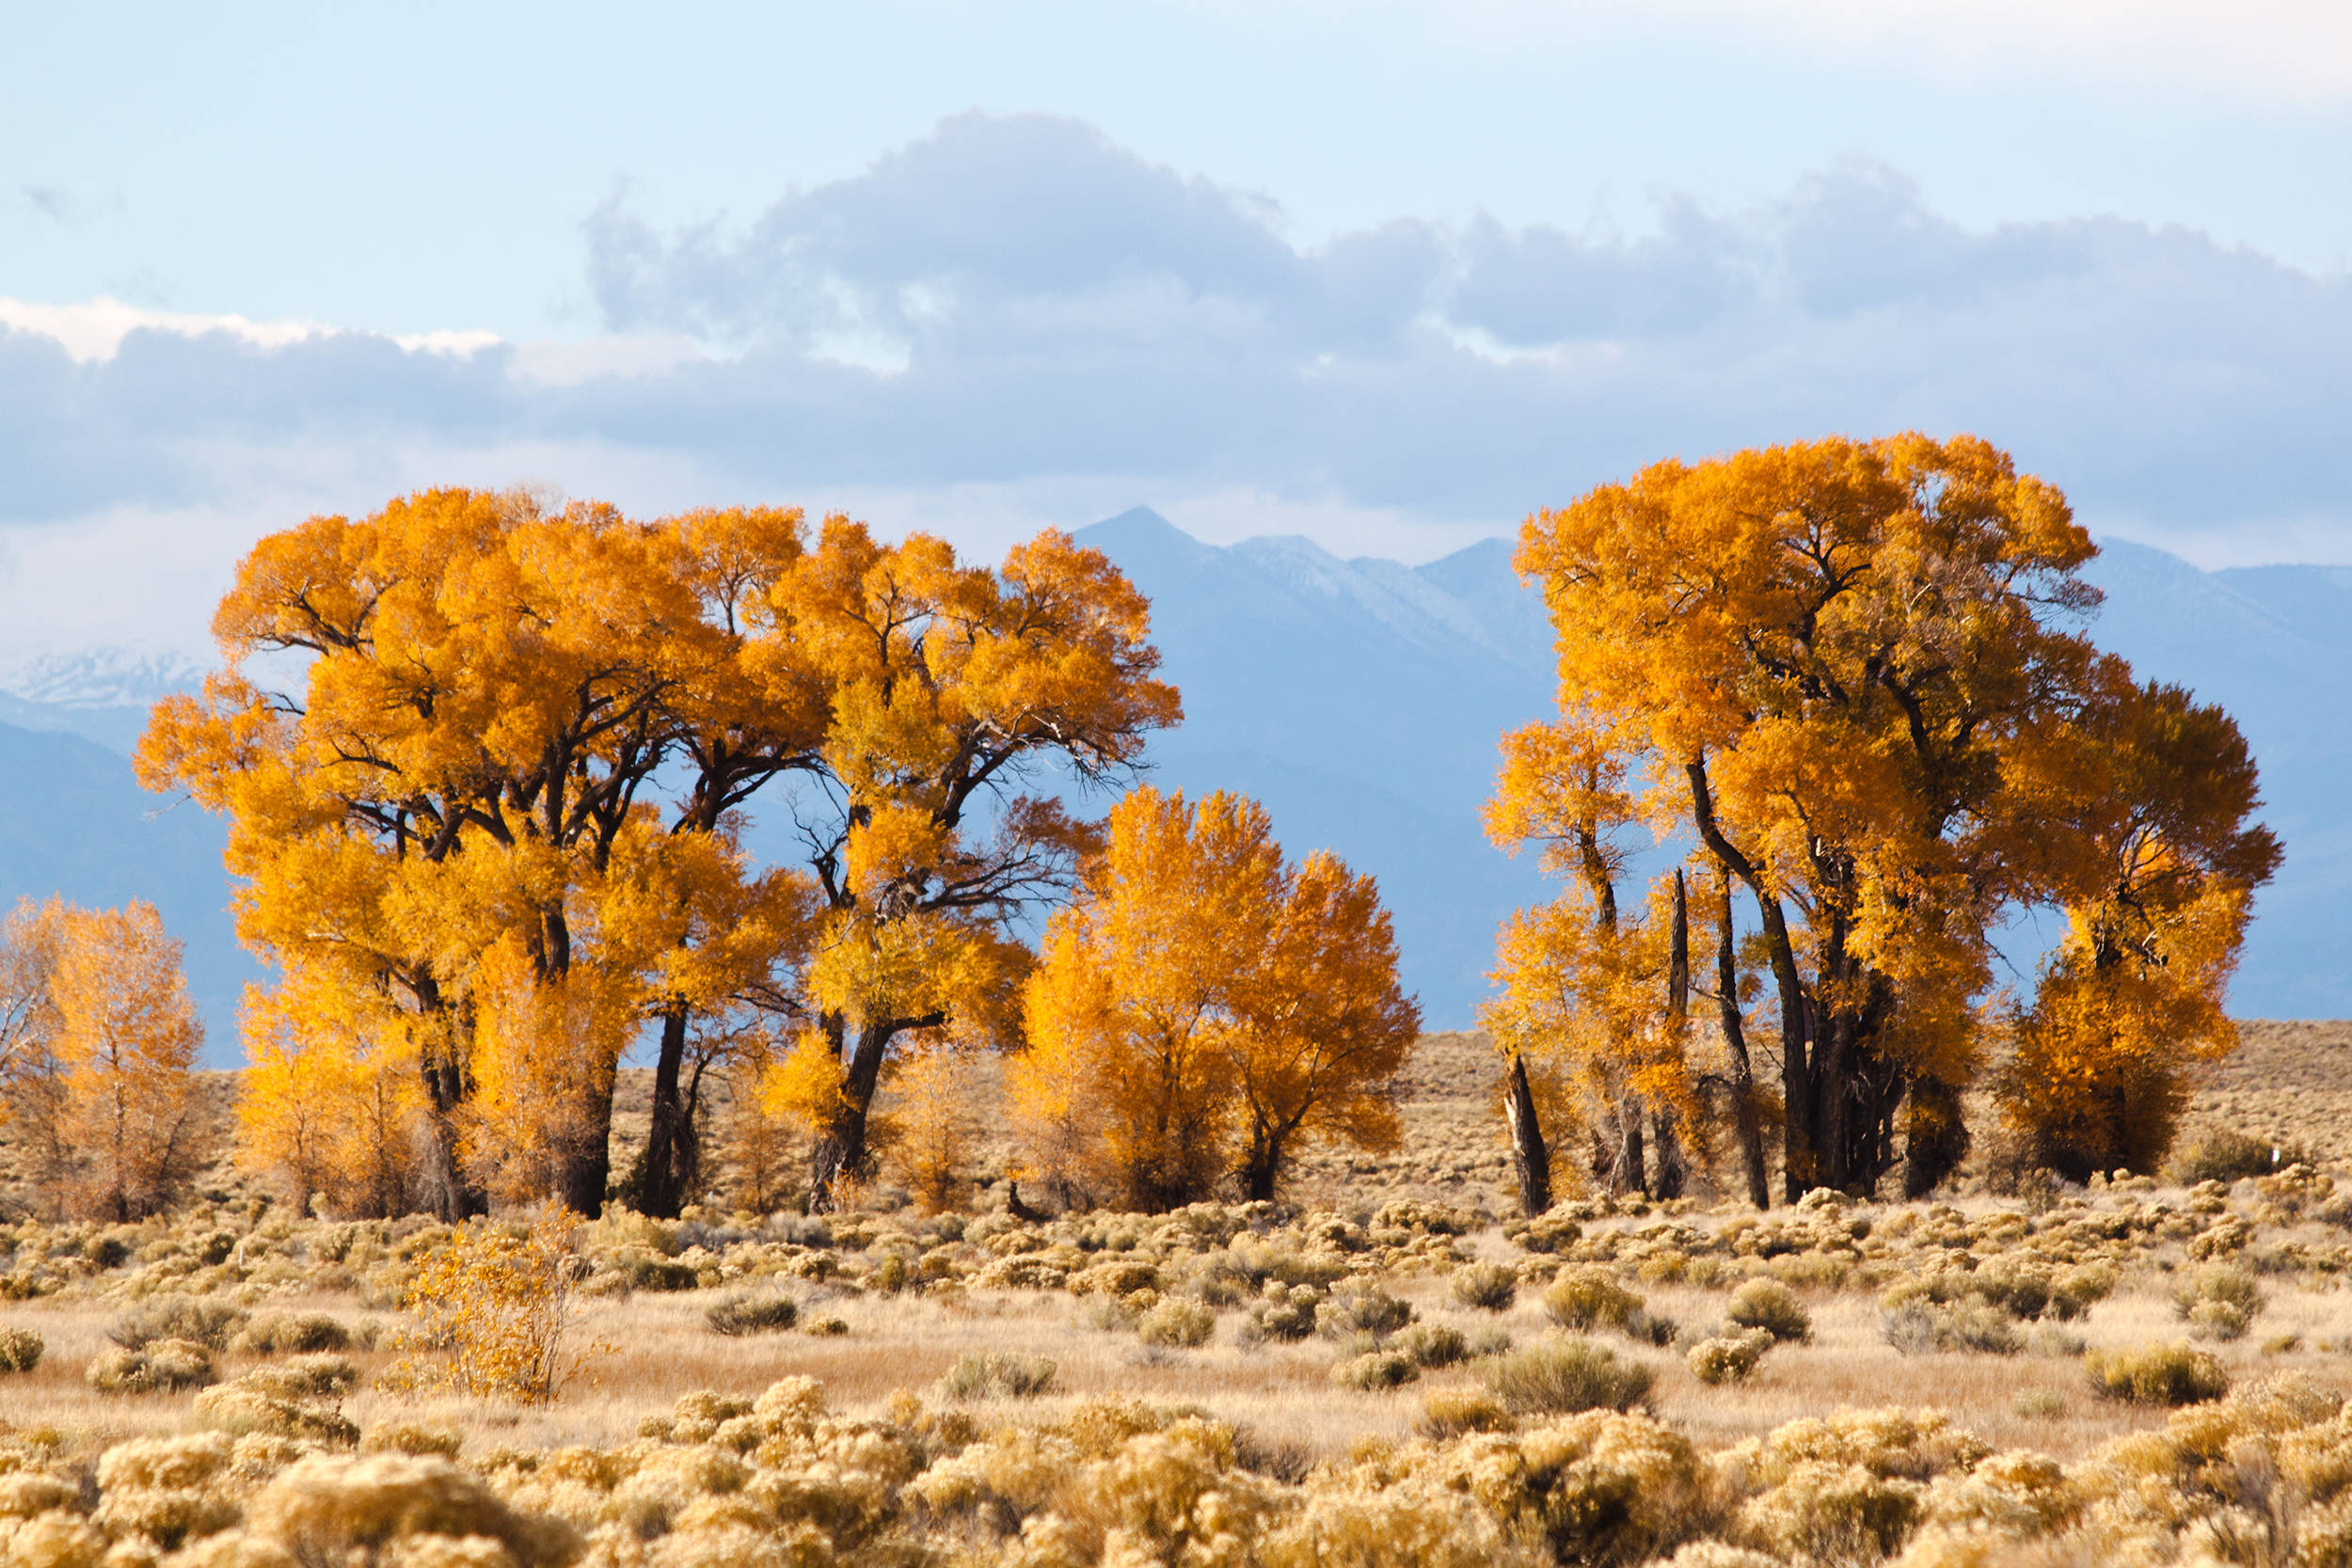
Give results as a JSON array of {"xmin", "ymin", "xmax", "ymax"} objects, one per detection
[{"xmin": 1, "ymin": 515, "xmax": 2344, "ymax": 1056}]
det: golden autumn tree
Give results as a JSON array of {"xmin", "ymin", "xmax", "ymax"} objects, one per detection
[
  {"xmin": 238, "ymin": 965, "xmax": 427, "ymax": 1217},
  {"xmin": 1010, "ymin": 786, "xmax": 1416, "ymax": 1212},
  {"xmin": 761, "ymin": 519, "xmax": 1181, "ymax": 1211},
  {"xmin": 0, "ymin": 897, "xmax": 70, "ymax": 1196},
  {"xmin": 140, "ymin": 491, "xmax": 824, "ymax": 1218},
  {"xmin": 1502, "ymin": 433, "xmax": 2274, "ymax": 1203},
  {"xmin": 1996, "ymin": 681, "xmax": 2280, "ymax": 1180},
  {"xmin": 39, "ymin": 902, "xmax": 210, "ymax": 1221}
]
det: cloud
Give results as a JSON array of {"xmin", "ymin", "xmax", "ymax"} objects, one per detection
[{"xmin": 0, "ymin": 112, "xmax": 2346, "ymax": 660}]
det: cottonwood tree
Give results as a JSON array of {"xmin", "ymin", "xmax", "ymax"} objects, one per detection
[
  {"xmin": 238, "ymin": 965, "xmax": 429, "ymax": 1217},
  {"xmin": 1010, "ymin": 786, "xmax": 1417, "ymax": 1212},
  {"xmin": 1996, "ymin": 680, "xmax": 2280, "ymax": 1180},
  {"xmin": 38, "ymin": 902, "xmax": 210, "ymax": 1220},
  {"xmin": 1500, "ymin": 434, "xmax": 2274, "ymax": 1202}
]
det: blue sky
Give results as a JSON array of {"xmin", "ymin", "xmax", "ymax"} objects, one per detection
[{"xmin": 4, "ymin": 0, "xmax": 2348, "ymax": 668}]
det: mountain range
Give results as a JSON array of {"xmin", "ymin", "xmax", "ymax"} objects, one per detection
[{"xmin": 1, "ymin": 510, "xmax": 2344, "ymax": 1064}]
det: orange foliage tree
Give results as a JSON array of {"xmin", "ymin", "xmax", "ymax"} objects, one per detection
[
  {"xmin": 1997, "ymin": 682, "xmax": 2280, "ymax": 1180},
  {"xmin": 29, "ymin": 902, "xmax": 211, "ymax": 1220},
  {"xmin": 1499, "ymin": 435, "xmax": 2276, "ymax": 1203},
  {"xmin": 142, "ymin": 489, "xmax": 1174, "ymax": 1218},
  {"xmin": 1010, "ymin": 786, "xmax": 1417, "ymax": 1211}
]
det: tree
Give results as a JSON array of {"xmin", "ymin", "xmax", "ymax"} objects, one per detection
[
  {"xmin": 769, "ymin": 520, "xmax": 1181, "ymax": 1210},
  {"xmin": 1995, "ymin": 681, "xmax": 2280, "ymax": 1180},
  {"xmin": 1502, "ymin": 434, "xmax": 2273, "ymax": 1200},
  {"xmin": 238, "ymin": 965, "xmax": 428, "ymax": 1217},
  {"xmin": 0, "ymin": 897, "xmax": 69, "ymax": 1200},
  {"xmin": 40, "ymin": 902, "xmax": 210, "ymax": 1220},
  {"xmin": 1009, "ymin": 785, "xmax": 1416, "ymax": 1212}
]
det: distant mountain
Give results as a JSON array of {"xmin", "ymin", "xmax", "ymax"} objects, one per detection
[{"xmin": 0, "ymin": 516, "xmax": 2344, "ymax": 1060}]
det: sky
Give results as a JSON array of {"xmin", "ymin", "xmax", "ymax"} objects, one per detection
[{"xmin": 4, "ymin": 0, "xmax": 2348, "ymax": 671}]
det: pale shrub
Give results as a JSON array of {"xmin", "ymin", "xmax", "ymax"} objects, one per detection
[
  {"xmin": 2173, "ymin": 1262, "xmax": 2265, "ymax": 1341},
  {"xmin": 1392, "ymin": 1323, "xmax": 1469, "ymax": 1369},
  {"xmin": 1247, "ymin": 1282, "xmax": 1322, "ymax": 1342},
  {"xmin": 1725, "ymin": 1279, "xmax": 1811, "ymax": 1344},
  {"xmin": 1735, "ymin": 1461, "xmax": 1923, "ymax": 1563},
  {"xmin": 937, "ymin": 1352, "xmax": 1057, "ymax": 1401},
  {"xmin": 2, "ymin": 1510, "xmax": 105, "ymax": 1568},
  {"xmin": 92, "ymin": 1432, "xmax": 242, "ymax": 1551},
  {"xmin": 1689, "ymin": 1328, "xmax": 1773, "ymax": 1386},
  {"xmin": 233, "ymin": 1311, "xmax": 353, "ymax": 1355},
  {"xmin": 1482, "ymin": 1338, "xmax": 1656, "ymax": 1416},
  {"xmin": 1419, "ymin": 1409, "xmax": 1708, "ymax": 1564},
  {"xmin": 1137, "ymin": 1298, "xmax": 1216, "ymax": 1348},
  {"xmin": 229, "ymin": 1453, "xmax": 580, "ymax": 1568},
  {"xmin": 1541, "ymin": 1266, "xmax": 1641, "ymax": 1332},
  {"xmin": 1317, "ymin": 1283, "xmax": 1412, "ymax": 1340},
  {"xmin": 1263, "ymin": 1480, "xmax": 1520, "ymax": 1568},
  {"xmin": 1450, "ymin": 1261, "xmax": 1518, "ymax": 1312},
  {"xmin": 2085, "ymin": 1342, "xmax": 2229, "ymax": 1406},
  {"xmin": 1417, "ymin": 1386, "xmax": 1515, "ymax": 1438},
  {"xmin": 1883, "ymin": 1303, "xmax": 2025, "ymax": 1356},
  {"xmin": 109, "ymin": 1294, "xmax": 247, "ymax": 1351},
  {"xmin": 702, "ymin": 1291, "xmax": 798, "ymax": 1338},
  {"xmin": 0, "ymin": 1327, "xmax": 41, "ymax": 1373},
  {"xmin": 86, "ymin": 1336, "xmax": 215, "ymax": 1394},
  {"xmin": 1331, "ymin": 1350, "xmax": 1419, "ymax": 1391},
  {"xmin": 360, "ymin": 1422, "xmax": 463, "ymax": 1459}
]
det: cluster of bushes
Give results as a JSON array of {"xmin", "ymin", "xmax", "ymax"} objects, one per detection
[{"xmin": 5, "ymin": 1369, "xmax": 2349, "ymax": 1568}]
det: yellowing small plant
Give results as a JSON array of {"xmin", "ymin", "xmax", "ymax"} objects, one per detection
[{"xmin": 380, "ymin": 1212, "xmax": 606, "ymax": 1404}]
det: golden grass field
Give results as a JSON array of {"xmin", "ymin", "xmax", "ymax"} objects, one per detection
[{"xmin": 2, "ymin": 1022, "xmax": 2350, "ymax": 1568}]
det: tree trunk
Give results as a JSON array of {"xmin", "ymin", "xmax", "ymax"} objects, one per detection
[
  {"xmin": 808, "ymin": 1016, "xmax": 897, "ymax": 1212},
  {"xmin": 1903, "ymin": 1076, "xmax": 1969, "ymax": 1197},
  {"xmin": 1649, "ymin": 1108, "xmax": 1688, "ymax": 1199},
  {"xmin": 1503, "ymin": 1053, "xmax": 1551, "ymax": 1216},
  {"xmin": 636, "ymin": 1006, "xmax": 693, "ymax": 1219},
  {"xmin": 1712, "ymin": 871, "xmax": 1771, "ymax": 1209},
  {"xmin": 557, "ymin": 1067, "xmax": 615, "ymax": 1218}
]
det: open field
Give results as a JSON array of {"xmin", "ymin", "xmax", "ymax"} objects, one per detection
[{"xmin": 4, "ymin": 1023, "xmax": 2352, "ymax": 1566}]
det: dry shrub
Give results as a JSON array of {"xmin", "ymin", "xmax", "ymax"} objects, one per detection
[
  {"xmin": 360, "ymin": 1422, "xmax": 463, "ymax": 1459},
  {"xmin": 1137, "ymin": 1298, "xmax": 1216, "ymax": 1348},
  {"xmin": 382, "ymin": 1212, "xmax": 602, "ymax": 1404},
  {"xmin": 702, "ymin": 1291, "xmax": 798, "ymax": 1338},
  {"xmin": 93, "ymin": 1431, "xmax": 241, "ymax": 1550},
  {"xmin": 1418, "ymin": 1386, "xmax": 1516, "ymax": 1438},
  {"xmin": 1689, "ymin": 1328, "xmax": 1773, "ymax": 1386},
  {"xmin": 1725, "ymin": 1279, "xmax": 1811, "ymax": 1344},
  {"xmin": 234, "ymin": 1311, "xmax": 353, "ymax": 1355},
  {"xmin": 0, "ymin": 1326, "xmax": 41, "ymax": 1372},
  {"xmin": 222, "ymin": 1452, "xmax": 581, "ymax": 1568},
  {"xmin": 86, "ymin": 1336, "xmax": 215, "ymax": 1394},
  {"xmin": 1482, "ymin": 1338, "xmax": 1655, "ymax": 1416},
  {"xmin": 1414, "ymin": 1409, "xmax": 1708, "ymax": 1564},
  {"xmin": 2085, "ymin": 1342, "xmax": 2229, "ymax": 1406},
  {"xmin": 2168, "ymin": 1128, "xmax": 2312, "ymax": 1184},
  {"xmin": 937, "ymin": 1352, "xmax": 1057, "ymax": 1402},
  {"xmin": 1247, "ymin": 1282, "xmax": 1322, "ymax": 1342},
  {"xmin": 1883, "ymin": 1303, "xmax": 2025, "ymax": 1356},
  {"xmin": 1317, "ymin": 1282, "xmax": 1413, "ymax": 1340},
  {"xmin": 110, "ymin": 1293, "xmax": 248, "ymax": 1351},
  {"xmin": 1541, "ymin": 1266, "xmax": 1641, "ymax": 1332},
  {"xmin": 1451, "ymin": 1260, "xmax": 1518, "ymax": 1312},
  {"xmin": 1734, "ymin": 1460, "xmax": 1924, "ymax": 1563},
  {"xmin": 1394, "ymin": 1323, "xmax": 1469, "ymax": 1369},
  {"xmin": 2173, "ymin": 1262, "xmax": 2265, "ymax": 1341},
  {"xmin": 1332, "ymin": 1350, "xmax": 1419, "ymax": 1391}
]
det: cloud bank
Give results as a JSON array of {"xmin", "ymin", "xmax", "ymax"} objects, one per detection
[{"xmin": 2, "ymin": 112, "xmax": 2347, "ymax": 659}]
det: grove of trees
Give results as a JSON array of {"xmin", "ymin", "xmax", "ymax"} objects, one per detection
[
  {"xmin": 51, "ymin": 432, "xmax": 2279, "ymax": 1226},
  {"xmin": 1486, "ymin": 435, "xmax": 2278, "ymax": 1207}
]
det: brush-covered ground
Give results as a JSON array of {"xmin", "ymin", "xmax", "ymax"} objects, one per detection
[{"xmin": 1, "ymin": 1023, "xmax": 2350, "ymax": 1568}]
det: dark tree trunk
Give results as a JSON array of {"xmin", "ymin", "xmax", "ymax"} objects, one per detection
[
  {"xmin": 1712, "ymin": 871, "xmax": 1772, "ymax": 1209},
  {"xmin": 808, "ymin": 1016, "xmax": 900, "ymax": 1212},
  {"xmin": 1903, "ymin": 1077, "xmax": 1970, "ymax": 1197},
  {"xmin": 637, "ymin": 1006, "xmax": 694, "ymax": 1219},
  {"xmin": 1503, "ymin": 1053, "xmax": 1551, "ymax": 1216},
  {"xmin": 557, "ymin": 1067, "xmax": 616, "ymax": 1218},
  {"xmin": 1649, "ymin": 1109, "xmax": 1688, "ymax": 1198}
]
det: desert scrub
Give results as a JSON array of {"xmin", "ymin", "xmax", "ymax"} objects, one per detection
[
  {"xmin": 1725, "ymin": 1278, "xmax": 1812, "ymax": 1344},
  {"xmin": 1689, "ymin": 1328, "xmax": 1773, "ymax": 1385},
  {"xmin": 87, "ymin": 1336, "xmax": 215, "ymax": 1393},
  {"xmin": 1417, "ymin": 1386, "xmax": 1516, "ymax": 1437},
  {"xmin": 938, "ymin": 1351, "xmax": 1058, "ymax": 1401},
  {"xmin": 204, "ymin": 1452, "xmax": 580, "ymax": 1568},
  {"xmin": 1482, "ymin": 1337, "xmax": 1656, "ymax": 1415},
  {"xmin": 2085, "ymin": 1341, "xmax": 2229, "ymax": 1406},
  {"xmin": 1245, "ymin": 1282, "xmax": 1322, "ymax": 1341},
  {"xmin": 1882, "ymin": 1303, "xmax": 2024, "ymax": 1356},
  {"xmin": 2173, "ymin": 1262, "xmax": 2265, "ymax": 1340},
  {"xmin": 1542, "ymin": 1264, "xmax": 1643, "ymax": 1333},
  {"xmin": 1450, "ymin": 1260, "xmax": 1518, "ymax": 1311},
  {"xmin": 381, "ymin": 1212, "xmax": 603, "ymax": 1404},
  {"xmin": 359, "ymin": 1420, "xmax": 463, "ymax": 1458},
  {"xmin": 703, "ymin": 1289, "xmax": 799, "ymax": 1337},
  {"xmin": 1331, "ymin": 1349, "xmax": 1419, "ymax": 1390},
  {"xmin": 1317, "ymin": 1282, "xmax": 1413, "ymax": 1340},
  {"xmin": 1393, "ymin": 1323, "xmax": 1469, "ymax": 1369},
  {"xmin": 0, "ymin": 1326, "xmax": 40, "ymax": 1372},
  {"xmin": 1138, "ymin": 1297, "xmax": 1216, "ymax": 1348},
  {"xmin": 110, "ymin": 1292, "xmax": 247, "ymax": 1351},
  {"xmin": 233, "ymin": 1309, "xmax": 354, "ymax": 1354}
]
